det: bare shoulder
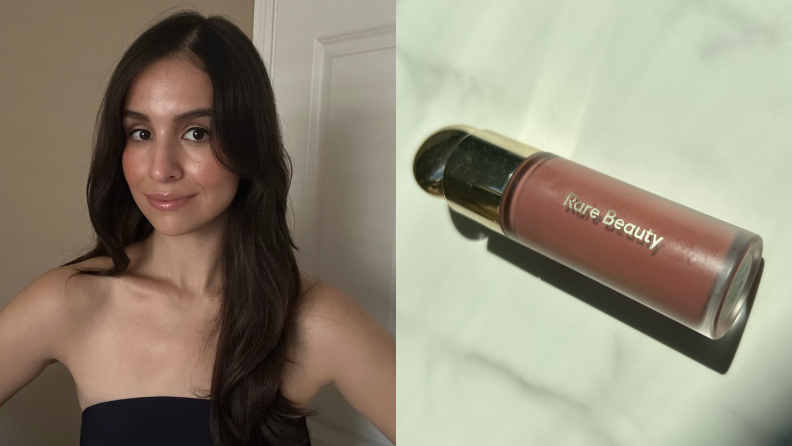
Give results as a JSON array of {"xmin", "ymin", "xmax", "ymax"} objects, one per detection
[
  {"xmin": 296, "ymin": 273, "xmax": 361, "ymax": 332},
  {"xmin": 287, "ymin": 272, "xmax": 394, "ymax": 385},
  {"xmin": 0, "ymin": 255, "xmax": 125, "ymax": 407},
  {"xmin": 0, "ymin": 262, "xmax": 90, "ymax": 406},
  {"xmin": 5, "ymin": 256, "xmax": 115, "ymax": 336},
  {"xmin": 0, "ymin": 256, "xmax": 111, "ymax": 345},
  {"xmin": 1, "ymin": 262, "xmax": 90, "ymax": 330},
  {"xmin": 294, "ymin": 274, "xmax": 392, "ymax": 352},
  {"xmin": 285, "ymin": 273, "xmax": 396, "ymax": 442}
]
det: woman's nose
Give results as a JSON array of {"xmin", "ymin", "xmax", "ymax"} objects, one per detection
[{"xmin": 147, "ymin": 133, "xmax": 184, "ymax": 182}]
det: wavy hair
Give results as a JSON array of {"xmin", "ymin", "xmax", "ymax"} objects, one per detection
[{"xmin": 61, "ymin": 10, "xmax": 315, "ymax": 446}]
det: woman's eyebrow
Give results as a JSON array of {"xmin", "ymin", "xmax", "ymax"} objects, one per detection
[{"xmin": 122, "ymin": 108, "xmax": 212, "ymax": 122}]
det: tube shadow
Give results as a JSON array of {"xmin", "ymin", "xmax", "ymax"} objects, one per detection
[
  {"xmin": 769, "ymin": 431, "xmax": 792, "ymax": 446},
  {"xmin": 448, "ymin": 208, "xmax": 766, "ymax": 374}
]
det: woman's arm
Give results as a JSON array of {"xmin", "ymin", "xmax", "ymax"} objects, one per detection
[
  {"xmin": 289, "ymin": 281, "xmax": 396, "ymax": 444},
  {"xmin": 0, "ymin": 268, "xmax": 70, "ymax": 407}
]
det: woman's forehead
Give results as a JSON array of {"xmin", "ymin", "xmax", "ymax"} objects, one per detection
[{"xmin": 124, "ymin": 57, "xmax": 212, "ymax": 116}]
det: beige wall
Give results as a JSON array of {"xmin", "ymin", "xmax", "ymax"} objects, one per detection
[{"xmin": 0, "ymin": 2, "xmax": 253, "ymax": 444}]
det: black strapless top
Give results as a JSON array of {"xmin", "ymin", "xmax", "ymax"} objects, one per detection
[{"xmin": 80, "ymin": 396, "xmax": 310, "ymax": 446}]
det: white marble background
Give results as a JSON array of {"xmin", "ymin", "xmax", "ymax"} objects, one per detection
[{"xmin": 396, "ymin": 1, "xmax": 792, "ymax": 445}]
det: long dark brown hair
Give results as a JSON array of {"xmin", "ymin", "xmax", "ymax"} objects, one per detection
[{"xmin": 61, "ymin": 9, "xmax": 315, "ymax": 446}]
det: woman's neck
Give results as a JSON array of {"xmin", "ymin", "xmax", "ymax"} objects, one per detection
[{"xmin": 129, "ymin": 217, "xmax": 226, "ymax": 298}]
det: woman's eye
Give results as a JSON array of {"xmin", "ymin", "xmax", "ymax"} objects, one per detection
[
  {"xmin": 129, "ymin": 129, "xmax": 151, "ymax": 141},
  {"xmin": 184, "ymin": 127, "xmax": 209, "ymax": 142},
  {"xmin": 127, "ymin": 128, "xmax": 209, "ymax": 142}
]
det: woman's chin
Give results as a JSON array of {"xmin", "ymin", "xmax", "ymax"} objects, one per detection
[{"xmin": 148, "ymin": 221, "xmax": 201, "ymax": 237}]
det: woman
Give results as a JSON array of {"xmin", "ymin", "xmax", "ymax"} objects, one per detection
[{"xmin": 0, "ymin": 10, "xmax": 395, "ymax": 446}]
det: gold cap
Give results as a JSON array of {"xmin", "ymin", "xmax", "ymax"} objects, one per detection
[{"xmin": 413, "ymin": 126, "xmax": 542, "ymax": 234}]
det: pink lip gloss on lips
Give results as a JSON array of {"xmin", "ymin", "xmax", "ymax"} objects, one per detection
[
  {"xmin": 414, "ymin": 125, "xmax": 763, "ymax": 339},
  {"xmin": 146, "ymin": 194, "xmax": 195, "ymax": 211}
]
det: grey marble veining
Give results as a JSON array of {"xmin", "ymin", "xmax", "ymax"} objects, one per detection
[{"xmin": 397, "ymin": 1, "xmax": 792, "ymax": 445}]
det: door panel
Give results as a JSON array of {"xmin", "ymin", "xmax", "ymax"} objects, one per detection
[{"xmin": 253, "ymin": 2, "xmax": 395, "ymax": 445}]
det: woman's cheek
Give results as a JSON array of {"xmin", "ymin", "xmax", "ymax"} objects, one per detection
[
  {"xmin": 121, "ymin": 147, "xmax": 139, "ymax": 185},
  {"xmin": 196, "ymin": 157, "xmax": 239, "ymax": 200},
  {"xmin": 121, "ymin": 147, "xmax": 129, "ymax": 172}
]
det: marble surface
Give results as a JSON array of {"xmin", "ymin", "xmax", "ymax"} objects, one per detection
[{"xmin": 396, "ymin": 1, "xmax": 792, "ymax": 445}]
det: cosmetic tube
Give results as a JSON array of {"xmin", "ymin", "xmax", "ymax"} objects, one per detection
[{"xmin": 414, "ymin": 125, "xmax": 763, "ymax": 339}]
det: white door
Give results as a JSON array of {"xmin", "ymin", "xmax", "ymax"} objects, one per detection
[{"xmin": 252, "ymin": 2, "xmax": 395, "ymax": 445}]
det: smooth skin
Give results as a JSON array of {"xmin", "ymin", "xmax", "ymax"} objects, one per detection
[{"xmin": 0, "ymin": 56, "xmax": 396, "ymax": 444}]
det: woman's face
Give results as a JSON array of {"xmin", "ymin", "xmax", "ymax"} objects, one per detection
[{"xmin": 122, "ymin": 56, "xmax": 239, "ymax": 237}]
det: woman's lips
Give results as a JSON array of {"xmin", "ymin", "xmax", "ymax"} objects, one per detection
[{"xmin": 145, "ymin": 194, "xmax": 196, "ymax": 211}]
